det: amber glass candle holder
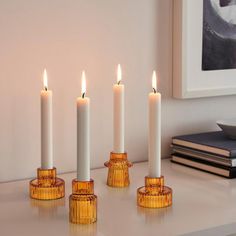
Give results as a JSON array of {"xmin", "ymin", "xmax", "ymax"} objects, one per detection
[
  {"xmin": 137, "ymin": 176, "xmax": 172, "ymax": 208},
  {"xmin": 69, "ymin": 179, "xmax": 97, "ymax": 224},
  {"xmin": 29, "ymin": 167, "xmax": 65, "ymax": 200},
  {"xmin": 104, "ymin": 152, "xmax": 132, "ymax": 187}
]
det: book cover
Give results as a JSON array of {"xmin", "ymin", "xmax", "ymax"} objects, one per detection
[
  {"xmin": 171, "ymin": 154, "xmax": 236, "ymax": 178},
  {"xmin": 172, "ymin": 131, "xmax": 236, "ymax": 157},
  {"xmin": 171, "ymin": 145, "xmax": 236, "ymax": 167}
]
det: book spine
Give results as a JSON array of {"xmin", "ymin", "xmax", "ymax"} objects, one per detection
[
  {"xmin": 229, "ymin": 168, "xmax": 236, "ymax": 178},
  {"xmin": 230, "ymin": 150, "xmax": 236, "ymax": 158}
]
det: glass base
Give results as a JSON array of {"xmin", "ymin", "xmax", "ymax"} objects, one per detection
[
  {"xmin": 69, "ymin": 179, "xmax": 97, "ymax": 224},
  {"xmin": 137, "ymin": 176, "xmax": 172, "ymax": 208},
  {"xmin": 29, "ymin": 167, "xmax": 65, "ymax": 200},
  {"xmin": 104, "ymin": 152, "xmax": 132, "ymax": 187}
]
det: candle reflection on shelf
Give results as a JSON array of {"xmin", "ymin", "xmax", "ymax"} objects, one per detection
[
  {"xmin": 137, "ymin": 206, "xmax": 170, "ymax": 225},
  {"xmin": 69, "ymin": 223, "xmax": 97, "ymax": 236},
  {"xmin": 30, "ymin": 198, "xmax": 65, "ymax": 219}
]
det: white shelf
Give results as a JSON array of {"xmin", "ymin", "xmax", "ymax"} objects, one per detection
[{"xmin": 1, "ymin": 159, "xmax": 236, "ymax": 236}]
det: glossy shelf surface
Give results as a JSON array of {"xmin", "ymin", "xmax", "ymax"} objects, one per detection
[{"xmin": 1, "ymin": 160, "xmax": 236, "ymax": 236}]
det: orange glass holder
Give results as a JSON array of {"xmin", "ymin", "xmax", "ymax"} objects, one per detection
[
  {"xmin": 104, "ymin": 152, "xmax": 132, "ymax": 187},
  {"xmin": 69, "ymin": 179, "xmax": 97, "ymax": 224},
  {"xmin": 137, "ymin": 176, "xmax": 172, "ymax": 208},
  {"xmin": 29, "ymin": 167, "xmax": 65, "ymax": 200}
]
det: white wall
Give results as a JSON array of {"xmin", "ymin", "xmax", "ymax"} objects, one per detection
[{"xmin": 0, "ymin": 0, "xmax": 236, "ymax": 182}]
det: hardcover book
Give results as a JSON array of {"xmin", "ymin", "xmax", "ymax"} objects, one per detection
[
  {"xmin": 172, "ymin": 131, "xmax": 236, "ymax": 158},
  {"xmin": 171, "ymin": 154, "xmax": 236, "ymax": 178},
  {"xmin": 171, "ymin": 145, "xmax": 236, "ymax": 167}
]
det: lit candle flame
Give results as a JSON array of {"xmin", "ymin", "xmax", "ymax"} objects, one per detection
[
  {"xmin": 152, "ymin": 71, "xmax": 157, "ymax": 93},
  {"xmin": 81, "ymin": 71, "xmax": 86, "ymax": 98},
  {"xmin": 117, "ymin": 64, "xmax": 122, "ymax": 85},
  {"xmin": 43, "ymin": 69, "xmax": 48, "ymax": 91}
]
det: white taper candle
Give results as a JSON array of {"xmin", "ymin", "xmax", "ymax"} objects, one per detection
[
  {"xmin": 77, "ymin": 71, "xmax": 90, "ymax": 181},
  {"xmin": 148, "ymin": 71, "xmax": 161, "ymax": 177},
  {"xmin": 41, "ymin": 69, "xmax": 53, "ymax": 169},
  {"xmin": 113, "ymin": 64, "xmax": 125, "ymax": 153}
]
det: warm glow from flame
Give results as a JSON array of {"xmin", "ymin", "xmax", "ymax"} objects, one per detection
[
  {"xmin": 43, "ymin": 69, "xmax": 48, "ymax": 90},
  {"xmin": 117, "ymin": 64, "xmax": 122, "ymax": 84},
  {"xmin": 152, "ymin": 71, "xmax": 157, "ymax": 93},
  {"xmin": 81, "ymin": 71, "xmax": 86, "ymax": 97}
]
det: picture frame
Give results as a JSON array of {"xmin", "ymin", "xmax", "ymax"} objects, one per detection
[{"xmin": 173, "ymin": 0, "xmax": 236, "ymax": 99}]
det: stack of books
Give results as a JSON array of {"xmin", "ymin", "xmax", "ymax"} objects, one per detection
[{"xmin": 171, "ymin": 131, "xmax": 236, "ymax": 178}]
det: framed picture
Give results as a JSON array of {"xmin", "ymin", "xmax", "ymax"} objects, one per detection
[{"xmin": 173, "ymin": 0, "xmax": 236, "ymax": 99}]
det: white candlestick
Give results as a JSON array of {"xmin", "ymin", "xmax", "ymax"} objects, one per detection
[
  {"xmin": 113, "ymin": 64, "xmax": 125, "ymax": 153},
  {"xmin": 77, "ymin": 71, "xmax": 90, "ymax": 181},
  {"xmin": 41, "ymin": 69, "xmax": 53, "ymax": 169},
  {"xmin": 148, "ymin": 71, "xmax": 161, "ymax": 177}
]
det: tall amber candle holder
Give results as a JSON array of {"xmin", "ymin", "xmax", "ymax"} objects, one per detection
[
  {"xmin": 137, "ymin": 176, "xmax": 172, "ymax": 208},
  {"xmin": 69, "ymin": 179, "xmax": 97, "ymax": 224},
  {"xmin": 104, "ymin": 152, "xmax": 132, "ymax": 187},
  {"xmin": 29, "ymin": 167, "xmax": 65, "ymax": 200}
]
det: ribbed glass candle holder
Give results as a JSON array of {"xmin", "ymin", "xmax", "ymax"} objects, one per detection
[
  {"xmin": 29, "ymin": 167, "xmax": 65, "ymax": 200},
  {"xmin": 104, "ymin": 152, "xmax": 132, "ymax": 187},
  {"xmin": 69, "ymin": 179, "xmax": 97, "ymax": 224},
  {"xmin": 137, "ymin": 176, "xmax": 172, "ymax": 208}
]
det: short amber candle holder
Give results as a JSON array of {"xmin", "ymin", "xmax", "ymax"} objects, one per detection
[
  {"xmin": 69, "ymin": 179, "xmax": 97, "ymax": 224},
  {"xmin": 29, "ymin": 167, "xmax": 65, "ymax": 200},
  {"xmin": 137, "ymin": 176, "xmax": 172, "ymax": 208},
  {"xmin": 104, "ymin": 152, "xmax": 132, "ymax": 187}
]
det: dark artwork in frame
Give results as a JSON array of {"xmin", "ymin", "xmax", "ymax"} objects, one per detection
[{"xmin": 202, "ymin": 0, "xmax": 236, "ymax": 71}]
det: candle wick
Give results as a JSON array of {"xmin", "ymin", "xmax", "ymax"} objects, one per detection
[
  {"xmin": 45, "ymin": 86, "xmax": 48, "ymax": 91},
  {"xmin": 82, "ymin": 92, "xmax": 85, "ymax": 98},
  {"xmin": 117, "ymin": 80, "xmax": 121, "ymax": 85},
  {"xmin": 153, "ymin": 88, "xmax": 157, "ymax": 93}
]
